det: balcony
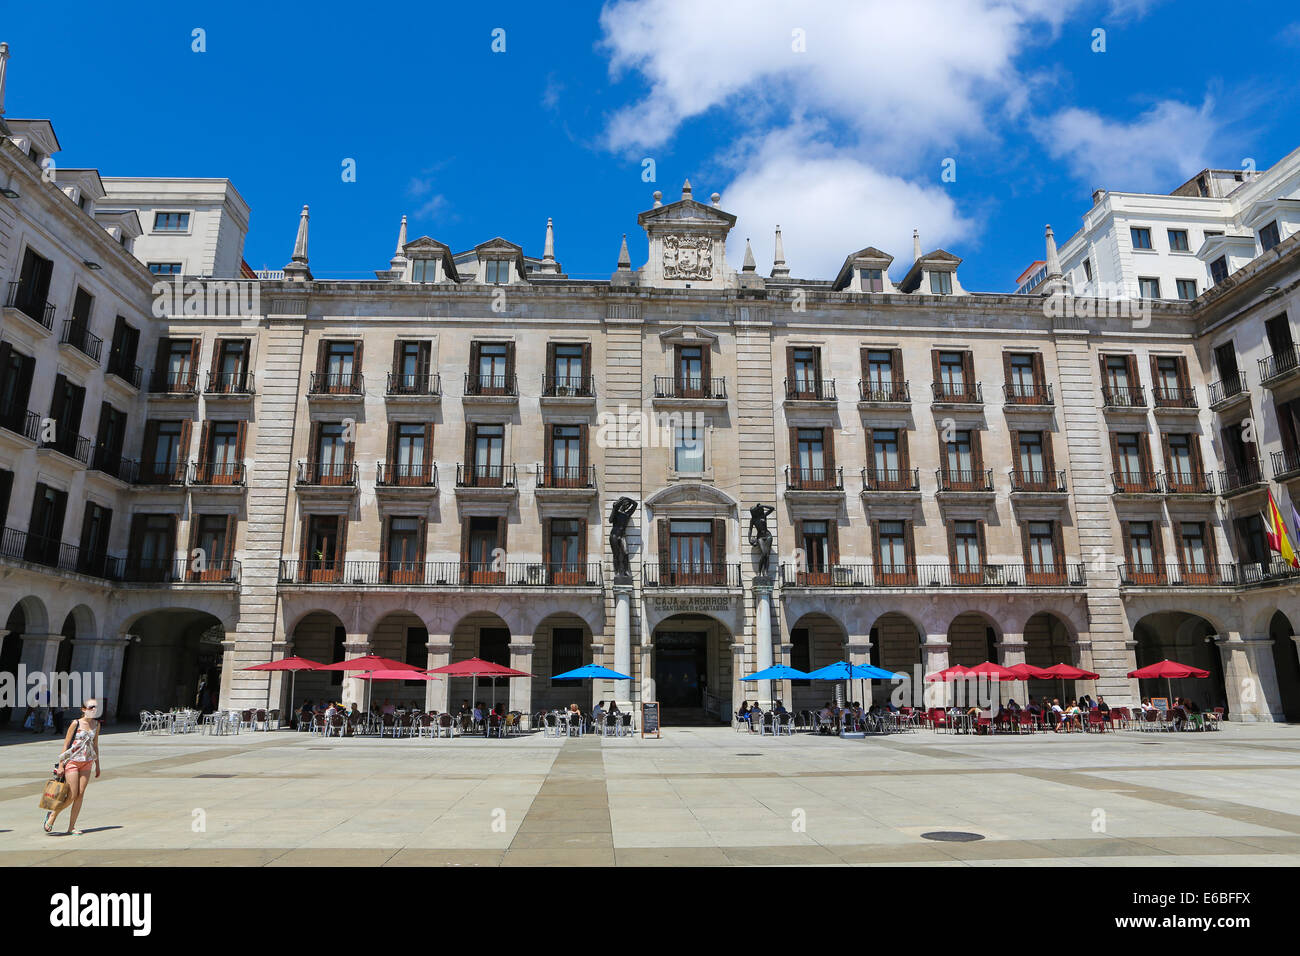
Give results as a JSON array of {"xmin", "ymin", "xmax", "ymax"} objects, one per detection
[
  {"xmin": 308, "ymin": 372, "xmax": 364, "ymax": 398},
  {"xmin": 148, "ymin": 368, "xmax": 198, "ymax": 397},
  {"xmin": 1117, "ymin": 563, "xmax": 1229, "ymax": 588},
  {"xmin": 59, "ymin": 321, "xmax": 102, "ymax": 365},
  {"xmin": 278, "ymin": 559, "xmax": 602, "ymax": 589},
  {"xmin": 936, "ymin": 468, "xmax": 994, "ymax": 495},
  {"xmin": 463, "ymin": 372, "xmax": 518, "ymax": 401},
  {"xmin": 860, "ymin": 467, "xmax": 920, "ymax": 495},
  {"xmin": 930, "ymin": 381, "xmax": 982, "ymax": 407},
  {"xmin": 779, "ymin": 562, "xmax": 1085, "ymax": 589},
  {"xmin": 857, "ymin": 380, "xmax": 910, "ymax": 407},
  {"xmin": 785, "ymin": 466, "xmax": 844, "ymax": 496},
  {"xmin": 1208, "ymin": 372, "xmax": 1248, "ymax": 411},
  {"xmin": 205, "ymin": 370, "xmax": 255, "ymax": 397},
  {"xmin": 135, "ymin": 459, "xmax": 188, "ymax": 487},
  {"xmin": 1163, "ymin": 470, "xmax": 1216, "ymax": 496},
  {"xmin": 643, "ymin": 562, "xmax": 741, "ymax": 589},
  {"xmin": 386, "ymin": 371, "xmax": 442, "ymax": 401},
  {"xmin": 540, "ymin": 374, "xmax": 595, "ymax": 403},
  {"xmin": 190, "ymin": 460, "xmax": 246, "ymax": 488},
  {"xmin": 38, "ymin": 429, "xmax": 92, "ymax": 466},
  {"xmin": 90, "ymin": 447, "xmax": 140, "ymax": 484},
  {"xmin": 1009, "ymin": 469, "xmax": 1067, "ymax": 494},
  {"xmin": 1272, "ymin": 448, "xmax": 1300, "ymax": 481},
  {"xmin": 1101, "ymin": 385, "xmax": 1146, "ymax": 411},
  {"xmin": 375, "ymin": 461, "xmax": 439, "ymax": 490},
  {"xmin": 296, "ymin": 461, "xmax": 359, "ymax": 488},
  {"xmin": 111, "ymin": 557, "xmax": 241, "ymax": 585},
  {"xmin": 1259, "ymin": 347, "xmax": 1300, "ymax": 388},
  {"xmin": 455, "ymin": 463, "xmax": 518, "ymax": 500},
  {"xmin": 106, "ymin": 357, "xmax": 143, "ymax": 390},
  {"xmin": 535, "ymin": 463, "xmax": 597, "ymax": 497},
  {"xmin": 0, "ymin": 526, "xmax": 82, "ymax": 574},
  {"xmin": 0, "ymin": 405, "xmax": 41, "ymax": 444},
  {"xmin": 784, "ymin": 378, "xmax": 837, "ymax": 404},
  {"xmin": 1152, "ymin": 386, "xmax": 1198, "ymax": 413},
  {"xmin": 4, "ymin": 281, "xmax": 55, "ymax": 332},
  {"xmin": 1002, "ymin": 383, "xmax": 1053, "ymax": 407},
  {"xmin": 652, "ymin": 376, "xmax": 727, "ymax": 404},
  {"xmin": 1218, "ymin": 461, "xmax": 1265, "ymax": 497},
  {"xmin": 1111, "ymin": 470, "xmax": 1163, "ymax": 496}
]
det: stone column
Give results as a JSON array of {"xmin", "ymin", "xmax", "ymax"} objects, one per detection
[
  {"xmin": 341, "ymin": 637, "xmax": 372, "ymax": 711},
  {"xmin": 614, "ymin": 582, "xmax": 633, "ymax": 708},
  {"xmin": 730, "ymin": 641, "xmax": 747, "ymax": 720},
  {"xmin": 270, "ymin": 639, "xmax": 293, "ymax": 716},
  {"xmin": 69, "ymin": 635, "xmax": 130, "ymax": 722},
  {"xmin": 19, "ymin": 633, "xmax": 63, "ymax": 673},
  {"xmin": 921, "ymin": 638, "xmax": 951, "ymax": 708},
  {"xmin": 1218, "ymin": 635, "xmax": 1286, "ymax": 722},
  {"xmin": 753, "ymin": 578, "xmax": 775, "ymax": 707},
  {"xmin": 508, "ymin": 641, "xmax": 535, "ymax": 715},
  {"xmin": 846, "ymin": 639, "xmax": 874, "ymax": 708},
  {"xmin": 638, "ymin": 640, "xmax": 654, "ymax": 710},
  {"xmin": 775, "ymin": 640, "xmax": 793, "ymax": 711},
  {"xmin": 997, "ymin": 634, "xmax": 1027, "ymax": 708},
  {"xmin": 425, "ymin": 640, "xmax": 452, "ymax": 713}
]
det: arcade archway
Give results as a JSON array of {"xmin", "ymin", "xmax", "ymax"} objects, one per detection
[
  {"xmin": 1133, "ymin": 611, "xmax": 1228, "ymax": 713},
  {"xmin": 116, "ymin": 608, "xmax": 226, "ymax": 719},
  {"xmin": 650, "ymin": 613, "xmax": 731, "ymax": 725}
]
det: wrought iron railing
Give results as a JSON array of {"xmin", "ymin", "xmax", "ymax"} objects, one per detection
[
  {"xmin": 1003, "ymin": 383, "xmax": 1053, "ymax": 405},
  {"xmin": 784, "ymin": 378, "xmax": 836, "ymax": 401},
  {"xmin": 1101, "ymin": 385, "xmax": 1145, "ymax": 408},
  {"xmin": 652, "ymin": 376, "xmax": 727, "ymax": 399},
  {"xmin": 1259, "ymin": 347, "xmax": 1300, "ymax": 385},
  {"xmin": 60, "ymin": 321, "xmax": 103, "ymax": 363},
  {"xmin": 190, "ymin": 460, "xmax": 246, "ymax": 485},
  {"xmin": 541, "ymin": 374, "xmax": 594, "ymax": 397},
  {"xmin": 535, "ymin": 464, "xmax": 596, "ymax": 489},
  {"xmin": 858, "ymin": 380, "xmax": 909, "ymax": 403},
  {"xmin": 1208, "ymin": 372, "xmax": 1248, "ymax": 408},
  {"xmin": 779, "ymin": 562, "xmax": 1086, "ymax": 588},
  {"xmin": 296, "ymin": 461, "xmax": 359, "ymax": 486},
  {"xmin": 860, "ymin": 467, "xmax": 919, "ymax": 492},
  {"xmin": 1152, "ymin": 386, "xmax": 1197, "ymax": 409},
  {"xmin": 785, "ymin": 466, "xmax": 844, "ymax": 491},
  {"xmin": 205, "ymin": 370, "xmax": 254, "ymax": 394},
  {"xmin": 455, "ymin": 463, "xmax": 517, "ymax": 487},
  {"xmin": 308, "ymin": 372, "xmax": 364, "ymax": 395},
  {"xmin": 1111, "ymin": 470, "xmax": 1163, "ymax": 494},
  {"xmin": 386, "ymin": 371, "xmax": 441, "ymax": 396},
  {"xmin": 375, "ymin": 462, "xmax": 438, "ymax": 487},
  {"xmin": 643, "ymin": 562, "xmax": 741, "ymax": 588},
  {"xmin": 930, "ymin": 381, "xmax": 982, "ymax": 404},
  {"xmin": 278, "ymin": 559, "xmax": 602, "ymax": 587},
  {"xmin": 1009, "ymin": 469, "xmax": 1067, "ymax": 493},
  {"xmin": 464, "ymin": 372, "xmax": 517, "ymax": 396},
  {"xmin": 5, "ymin": 281, "xmax": 54, "ymax": 330},
  {"xmin": 936, "ymin": 468, "xmax": 993, "ymax": 492}
]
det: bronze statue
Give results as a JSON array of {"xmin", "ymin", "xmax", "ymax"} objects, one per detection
[
  {"xmin": 749, "ymin": 504, "xmax": 775, "ymax": 576},
  {"xmin": 609, "ymin": 497, "xmax": 638, "ymax": 580}
]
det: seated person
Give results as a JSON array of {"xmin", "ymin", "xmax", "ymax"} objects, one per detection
[
  {"xmin": 772, "ymin": 699, "xmax": 788, "ymax": 716},
  {"xmin": 592, "ymin": 700, "xmax": 605, "ymax": 722},
  {"xmin": 1096, "ymin": 696, "xmax": 1110, "ymax": 715},
  {"xmin": 608, "ymin": 700, "xmax": 620, "ymax": 715}
]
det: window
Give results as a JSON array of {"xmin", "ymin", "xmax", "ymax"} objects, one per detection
[
  {"xmin": 877, "ymin": 521, "xmax": 909, "ymax": 576},
  {"xmin": 550, "ymin": 344, "xmax": 586, "ymax": 393},
  {"xmin": 305, "ymin": 516, "xmax": 342, "ymax": 580},
  {"xmin": 859, "ymin": 267, "xmax": 883, "ymax": 292},
  {"xmin": 1006, "ymin": 353, "xmax": 1037, "ymax": 400},
  {"xmin": 386, "ymin": 516, "xmax": 423, "ymax": 582},
  {"xmin": 548, "ymin": 518, "xmax": 583, "ymax": 582},
  {"xmin": 48, "ymin": 375, "xmax": 87, "ymax": 454},
  {"xmin": 1176, "ymin": 279, "xmax": 1197, "ymax": 300},
  {"xmin": 1017, "ymin": 431, "xmax": 1045, "ymax": 482},
  {"xmin": 1260, "ymin": 220, "xmax": 1281, "ymax": 252},
  {"xmin": 152, "ymin": 212, "xmax": 190, "ymax": 232},
  {"xmin": 26, "ymin": 484, "xmax": 68, "ymax": 565},
  {"xmin": 668, "ymin": 519, "xmax": 714, "ymax": 572},
  {"xmin": 77, "ymin": 501, "xmax": 112, "ymax": 574},
  {"xmin": 1128, "ymin": 522, "xmax": 1159, "ymax": 572},
  {"xmin": 871, "ymin": 429, "xmax": 901, "ymax": 483},
  {"xmin": 673, "ymin": 423, "xmax": 705, "ymax": 474},
  {"xmin": 1130, "ymin": 227, "xmax": 1152, "ymax": 249},
  {"xmin": 1138, "ymin": 276, "xmax": 1161, "ymax": 299},
  {"xmin": 128, "ymin": 513, "xmax": 175, "ymax": 581},
  {"xmin": 1082, "ymin": 258, "xmax": 1093, "ymax": 282},
  {"xmin": 1167, "ymin": 229, "xmax": 1189, "ymax": 252},
  {"xmin": 211, "ymin": 339, "xmax": 249, "ymax": 391},
  {"xmin": 143, "ymin": 421, "xmax": 186, "ymax": 483},
  {"xmin": 800, "ymin": 520, "xmax": 830, "ymax": 576},
  {"xmin": 1165, "ymin": 434, "xmax": 1196, "ymax": 486},
  {"xmin": 944, "ymin": 430, "xmax": 974, "ymax": 482},
  {"xmin": 15, "ymin": 247, "xmax": 54, "ymax": 319},
  {"xmin": 863, "ymin": 349, "xmax": 900, "ymax": 401},
  {"xmin": 789, "ymin": 347, "xmax": 821, "ymax": 397},
  {"xmin": 475, "ymin": 343, "xmax": 510, "ymax": 393},
  {"xmin": 1210, "ymin": 256, "xmax": 1228, "ymax": 285},
  {"xmin": 108, "ymin": 317, "xmax": 140, "ymax": 378},
  {"xmin": 410, "ymin": 259, "xmax": 437, "ymax": 283},
  {"xmin": 1153, "ymin": 356, "xmax": 1183, "ymax": 402},
  {"xmin": 148, "ymin": 263, "xmax": 182, "ymax": 275},
  {"xmin": 928, "ymin": 271, "xmax": 952, "ymax": 294},
  {"xmin": 795, "ymin": 427, "xmax": 829, "ymax": 486},
  {"xmin": 936, "ymin": 351, "xmax": 967, "ymax": 396},
  {"xmin": 1114, "ymin": 432, "xmax": 1145, "ymax": 485},
  {"xmin": 471, "ymin": 424, "xmax": 505, "ymax": 484},
  {"xmin": 1265, "ymin": 314, "xmax": 1294, "ymax": 356},
  {"xmin": 1235, "ymin": 514, "xmax": 1269, "ymax": 567},
  {"xmin": 951, "ymin": 520, "xmax": 982, "ymax": 578},
  {"xmin": 677, "ymin": 345, "xmax": 704, "ymax": 394},
  {"xmin": 1213, "ymin": 342, "xmax": 1239, "ymax": 384},
  {"xmin": 551, "ymin": 628, "xmax": 584, "ymax": 686},
  {"xmin": 484, "ymin": 259, "xmax": 510, "ymax": 284},
  {"xmin": 192, "ymin": 514, "xmax": 232, "ymax": 579},
  {"xmin": 466, "ymin": 516, "xmax": 504, "ymax": 582},
  {"xmin": 790, "ymin": 628, "xmax": 811, "ymax": 686},
  {"xmin": 392, "ymin": 423, "xmax": 427, "ymax": 482},
  {"xmin": 549, "ymin": 424, "xmax": 584, "ymax": 484},
  {"xmin": 1026, "ymin": 521, "xmax": 1057, "ymax": 574},
  {"xmin": 155, "ymin": 338, "xmax": 196, "ymax": 391}
]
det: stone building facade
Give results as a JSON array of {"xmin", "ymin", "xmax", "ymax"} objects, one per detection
[{"xmin": 3, "ymin": 58, "xmax": 1300, "ymax": 723}]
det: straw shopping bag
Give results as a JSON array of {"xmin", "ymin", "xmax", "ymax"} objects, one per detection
[{"xmin": 38, "ymin": 772, "xmax": 71, "ymax": 812}]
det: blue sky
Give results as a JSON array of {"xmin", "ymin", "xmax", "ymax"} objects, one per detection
[{"xmin": 4, "ymin": 0, "xmax": 1299, "ymax": 290}]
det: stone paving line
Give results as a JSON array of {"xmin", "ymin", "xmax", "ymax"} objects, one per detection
[{"xmin": 2, "ymin": 724, "xmax": 1300, "ymax": 866}]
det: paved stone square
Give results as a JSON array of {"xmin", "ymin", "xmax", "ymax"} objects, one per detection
[{"xmin": 3, "ymin": 723, "xmax": 1300, "ymax": 866}]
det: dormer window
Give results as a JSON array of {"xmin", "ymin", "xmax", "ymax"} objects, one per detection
[
  {"xmin": 1210, "ymin": 256, "xmax": 1228, "ymax": 285},
  {"xmin": 153, "ymin": 212, "xmax": 190, "ymax": 233},
  {"xmin": 410, "ymin": 258, "xmax": 437, "ymax": 283},
  {"xmin": 484, "ymin": 259, "xmax": 510, "ymax": 284},
  {"xmin": 859, "ymin": 268, "xmax": 883, "ymax": 292},
  {"xmin": 1261, "ymin": 221, "xmax": 1281, "ymax": 253},
  {"xmin": 929, "ymin": 271, "xmax": 952, "ymax": 295}
]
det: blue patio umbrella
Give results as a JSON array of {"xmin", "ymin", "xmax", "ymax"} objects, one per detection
[
  {"xmin": 551, "ymin": 664, "xmax": 633, "ymax": 681},
  {"xmin": 805, "ymin": 660, "xmax": 907, "ymax": 715},
  {"xmin": 741, "ymin": 665, "xmax": 809, "ymax": 711}
]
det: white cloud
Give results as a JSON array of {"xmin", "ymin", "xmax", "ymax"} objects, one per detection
[
  {"xmin": 1036, "ymin": 99, "xmax": 1218, "ymax": 193},
  {"xmin": 599, "ymin": 0, "xmax": 1078, "ymax": 162},
  {"xmin": 721, "ymin": 128, "xmax": 976, "ymax": 278}
]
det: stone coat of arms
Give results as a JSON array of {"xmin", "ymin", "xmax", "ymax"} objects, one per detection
[{"xmin": 663, "ymin": 235, "xmax": 713, "ymax": 280}]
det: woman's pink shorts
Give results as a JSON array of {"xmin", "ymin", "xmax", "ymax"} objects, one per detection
[{"xmin": 64, "ymin": 760, "xmax": 93, "ymax": 775}]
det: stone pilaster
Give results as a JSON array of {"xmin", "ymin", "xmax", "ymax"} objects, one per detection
[
  {"xmin": 425, "ymin": 641, "xmax": 452, "ymax": 713},
  {"xmin": 508, "ymin": 641, "xmax": 535, "ymax": 714},
  {"xmin": 1219, "ymin": 635, "xmax": 1286, "ymax": 722},
  {"xmin": 922, "ymin": 638, "xmax": 951, "ymax": 707}
]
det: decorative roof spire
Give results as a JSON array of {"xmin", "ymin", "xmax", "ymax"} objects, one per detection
[
  {"xmin": 770, "ymin": 225, "xmax": 789, "ymax": 278},
  {"xmin": 0, "ymin": 42, "xmax": 9, "ymax": 117},
  {"xmin": 539, "ymin": 216, "xmax": 560, "ymax": 274},
  {"xmin": 283, "ymin": 204, "xmax": 312, "ymax": 282},
  {"xmin": 388, "ymin": 214, "xmax": 408, "ymax": 273},
  {"xmin": 1044, "ymin": 224, "xmax": 1062, "ymax": 278},
  {"xmin": 913, "ymin": 228, "xmax": 922, "ymax": 262},
  {"xmin": 742, "ymin": 238, "xmax": 756, "ymax": 272},
  {"xmin": 681, "ymin": 179, "xmax": 692, "ymax": 201},
  {"xmin": 617, "ymin": 233, "xmax": 631, "ymax": 270}
]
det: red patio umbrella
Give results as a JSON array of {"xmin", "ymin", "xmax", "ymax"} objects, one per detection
[
  {"xmin": 242, "ymin": 655, "xmax": 324, "ymax": 717},
  {"xmin": 967, "ymin": 661, "xmax": 1020, "ymax": 680},
  {"xmin": 356, "ymin": 670, "xmax": 441, "ymax": 681},
  {"xmin": 317, "ymin": 656, "xmax": 425, "ymax": 712},
  {"xmin": 1005, "ymin": 662, "xmax": 1055, "ymax": 679},
  {"xmin": 1128, "ymin": 659, "xmax": 1210, "ymax": 707},
  {"xmin": 925, "ymin": 664, "xmax": 971, "ymax": 681},
  {"xmin": 1039, "ymin": 662, "xmax": 1100, "ymax": 705},
  {"xmin": 427, "ymin": 657, "xmax": 532, "ymax": 715}
]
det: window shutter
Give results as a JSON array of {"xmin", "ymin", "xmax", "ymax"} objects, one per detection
[
  {"xmin": 1019, "ymin": 520, "xmax": 1032, "ymax": 567},
  {"xmin": 1002, "ymin": 352, "xmax": 1013, "ymax": 394},
  {"xmin": 316, "ymin": 340, "xmax": 328, "ymax": 376},
  {"xmin": 971, "ymin": 429, "xmax": 984, "ymax": 476},
  {"xmin": 505, "ymin": 341, "xmax": 516, "ymax": 389},
  {"xmin": 459, "ymin": 520, "xmax": 470, "ymax": 566},
  {"xmin": 379, "ymin": 517, "xmax": 390, "ymax": 576},
  {"xmin": 1051, "ymin": 522, "xmax": 1065, "ymax": 573},
  {"xmin": 50, "ymin": 374, "xmax": 67, "ymax": 418},
  {"xmin": 871, "ymin": 519, "xmax": 882, "ymax": 567},
  {"xmin": 890, "ymin": 348, "xmax": 904, "ymax": 388},
  {"xmin": 793, "ymin": 518, "xmax": 804, "ymax": 559},
  {"xmin": 542, "ymin": 518, "xmax": 552, "ymax": 569},
  {"xmin": 899, "ymin": 429, "xmax": 910, "ymax": 474},
  {"xmin": 903, "ymin": 521, "xmax": 916, "ymax": 571},
  {"xmin": 859, "ymin": 348, "xmax": 869, "ymax": 386},
  {"xmin": 188, "ymin": 340, "xmax": 200, "ymax": 382},
  {"xmin": 1204, "ymin": 521, "xmax": 1219, "ymax": 569},
  {"xmin": 1172, "ymin": 520, "xmax": 1186, "ymax": 572},
  {"xmin": 386, "ymin": 423, "xmax": 398, "ymax": 468},
  {"xmin": 308, "ymin": 422, "xmax": 322, "ymax": 467},
  {"xmin": 863, "ymin": 426, "xmax": 875, "ymax": 478},
  {"xmin": 581, "ymin": 342, "xmax": 592, "ymax": 382},
  {"xmin": 961, "ymin": 351, "xmax": 974, "ymax": 385},
  {"xmin": 822, "ymin": 426, "xmax": 835, "ymax": 474},
  {"xmin": 417, "ymin": 516, "xmax": 428, "ymax": 564},
  {"xmin": 930, "ymin": 349, "xmax": 941, "ymax": 386},
  {"xmin": 224, "ymin": 514, "xmax": 237, "ymax": 565},
  {"xmin": 945, "ymin": 519, "xmax": 957, "ymax": 569},
  {"xmin": 1126, "ymin": 354, "xmax": 1139, "ymax": 392},
  {"xmin": 827, "ymin": 520, "xmax": 840, "ymax": 565},
  {"xmin": 976, "ymin": 520, "xmax": 987, "ymax": 565},
  {"xmin": 578, "ymin": 423, "xmax": 589, "ymax": 474},
  {"xmin": 657, "ymin": 518, "xmax": 670, "ymax": 571},
  {"xmin": 1098, "ymin": 353, "xmax": 1108, "ymax": 384},
  {"xmin": 1043, "ymin": 432, "xmax": 1056, "ymax": 478},
  {"xmin": 1108, "ymin": 431, "xmax": 1121, "ymax": 473},
  {"xmin": 1138, "ymin": 433, "xmax": 1153, "ymax": 478},
  {"xmin": 1151, "ymin": 522, "xmax": 1165, "ymax": 568},
  {"xmin": 235, "ymin": 421, "xmax": 248, "ymax": 460},
  {"xmin": 712, "ymin": 518, "xmax": 726, "ymax": 566},
  {"xmin": 209, "ymin": 339, "xmax": 222, "ymax": 384},
  {"xmin": 577, "ymin": 517, "xmax": 588, "ymax": 568},
  {"xmin": 392, "ymin": 340, "xmax": 403, "ymax": 383},
  {"xmin": 423, "ymin": 423, "xmax": 435, "ymax": 477},
  {"xmin": 789, "ymin": 425, "xmax": 800, "ymax": 472},
  {"xmin": 469, "ymin": 342, "xmax": 481, "ymax": 390},
  {"xmin": 343, "ymin": 420, "xmax": 355, "ymax": 471},
  {"xmin": 198, "ymin": 421, "xmax": 212, "ymax": 468},
  {"xmin": 1009, "ymin": 429, "xmax": 1021, "ymax": 477},
  {"xmin": 1159, "ymin": 431, "xmax": 1171, "ymax": 478},
  {"xmin": 1175, "ymin": 355, "xmax": 1191, "ymax": 392},
  {"xmin": 143, "ymin": 420, "xmax": 160, "ymax": 467},
  {"xmin": 178, "ymin": 421, "xmax": 192, "ymax": 479},
  {"xmin": 1148, "ymin": 355, "xmax": 1160, "ymax": 396},
  {"xmin": 153, "ymin": 338, "xmax": 170, "ymax": 382},
  {"xmin": 545, "ymin": 342, "xmax": 557, "ymax": 382},
  {"xmin": 336, "ymin": 516, "xmax": 349, "ymax": 565},
  {"xmin": 700, "ymin": 345, "xmax": 712, "ymax": 388},
  {"xmin": 353, "ymin": 340, "xmax": 364, "ymax": 381},
  {"xmin": 1189, "ymin": 434, "xmax": 1204, "ymax": 475},
  {"xmin": 497, "ymin": 514, "xmax": 508, "ymax": 554},
  {"xmin": 1032, "ymin": 352, "xmax": 1045, "ymax": 390},
  {"xmin": 298, "ymin": 517, "xmax": 310, "ymax": 567},
  {"xmin": 785, "ymin": 346, "xmax": 796, "ymax": 393}
]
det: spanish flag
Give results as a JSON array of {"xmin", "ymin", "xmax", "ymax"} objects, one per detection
[{"xmin": 1265, "ymin": 490, "xmax": 1300, "ymax": 568}]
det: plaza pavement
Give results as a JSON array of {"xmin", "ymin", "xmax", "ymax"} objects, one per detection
[{"xmin": 2, "ymin": 721, "xmax": 1300, "ymax": 866}]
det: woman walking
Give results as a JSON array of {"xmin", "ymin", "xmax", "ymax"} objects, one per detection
[{"xmin": 44, "ymin": 697, "xmax": 101, "ymax": 835}]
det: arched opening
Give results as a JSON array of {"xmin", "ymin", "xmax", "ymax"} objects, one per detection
[
  {"xmin": 788, "ymin": 612, "xmax": 848, "ymax": 712},
  {"xmin": 947, "ymin": 612, "xmax": 999, "ymax": 667},
  {"xmin": 1024, "ymin": 611, "xmax": 1077, "ymax": 705},
  {"xmin": 56, "ymin": 612, "xmax": 77, "ymax": 675},
  {"xmin": 286, "ymin": 610, "xmax": 348, "ymax": 712},
  {"xmin": 874, "ymin": 612, "xmax": 922, "ymax": 707},
  {"xmin": 533, "ymin": 612, "xmax": 594, "ymax": 714},
  {"xmin": 650, "ymin": 612, "xmax": 731, "ymax": 726},
  {"xmin": 1268, "ymin": 611, "xmax": 1300, "ymax": 721},
  {"xmin": 117, "ymin": 609, "xmax": 226, "ymax": 720},
  {"xmin": 449, "ymin": 611, "xmax": 512, "ymax": 712},
  {"xmin": 1133, "ymin": 611, "xmax": 1228, "ymax": 714},
  {"xmin": 369, "ymin": 611, "xmax": 430, "ymax": 711},
  {"xmin": 0, "ymin": 601, "xmax": 29, "ymax": 726}
]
